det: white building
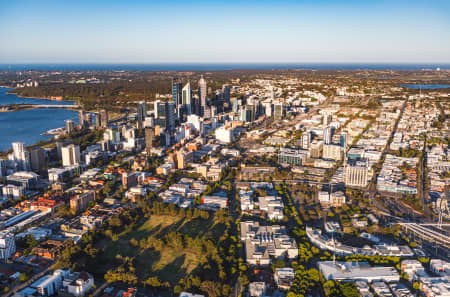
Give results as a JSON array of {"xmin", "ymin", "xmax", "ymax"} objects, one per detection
[
  {"xmin": 0, "ymin": 231, "xmax": 16, "ymax": 262},
  {"xmin": 61, "ymin": 144, "xmax": 81, "ymax": 167},
  {"xmin": 63, "ymin": 272, "xmax": 94, "ymax": 297},
  {"xmin": 318, "ymin": 261, "xmax": 400, "ymax": 283},
  {"xmin": 215, "ymin": 126, "xmax": 234, "ymax": 143}
]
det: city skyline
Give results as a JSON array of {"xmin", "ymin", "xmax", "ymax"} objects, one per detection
[{"xmin": 1, "ymin": 0, "xmax": 450, "ymax": 63}]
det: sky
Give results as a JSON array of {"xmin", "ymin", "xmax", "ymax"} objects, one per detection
[{"xmin": 0, "ymin": 0, "xmax": 449, "ymax": 63}]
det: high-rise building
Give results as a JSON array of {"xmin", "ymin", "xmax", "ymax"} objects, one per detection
[
  {"xmin": 222, "ymin": 84, "xmax": 231, "ymax": 104},
  {"xmin": 137, "ymin": 101, "xmax": 147, "ymax": 129},
  {"xmin": 172, "ymin": 78, "xmax": 183, "ymax": 106},
  {"xmin": 198, "ymin": 75, "xmax": 207, "ymax": 114},
  {"xmin": 100, "ymin": 110, "xmax": 108, "ymax": 128},
  {"xmin": 344, "ymin": 159, "xmax": 369, "ymax": 187},
  {"xmin": 145, "ymin": 127, "xmax": 154, "ymax": 154},
  {"xmin": 324, "ymin": 126, "xmax": 333, "ymax": 145},
  {"xmin": 30, "ymin": 147, "xmax": 46, "ymax": 173},
  {"xmin": 232, "ymin": 98, "xmax": 239, "ymax": 113},
  {"xmin": 182, "ymin": 82, "xmax": 192, "ymax": 115},
  {"xmin": 78, "ymin": 110, "xmax": 86, "ymax": 128},
  {"xmin": 274, "ymin": 103, "xmax": 285, "ymax": 120},
  {"xmin": 340, "ymin": 132, "xmax": 347, "ymax": 149},
  {"xmin": 155, "ymin": 101, "xmax": 175, "ymax": 132},
  {"xmin": 0, "ymin": 231, "xmax": 16, "ymax": 262},
  {"xmin": 12, "ymin": 142, "xmax": 30, "ymax": 171},
  {"xmin": 65, "ymin": 120, "xmax": 74, "ymax": 134},
  {"xmin": 61, "ymin": 144, "xmax": 80, "ymax": 167}
]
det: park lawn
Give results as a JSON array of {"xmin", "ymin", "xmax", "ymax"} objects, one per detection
[{"xmin": 94, "ymin": 214, "xmax": 226, "ymax": 284}]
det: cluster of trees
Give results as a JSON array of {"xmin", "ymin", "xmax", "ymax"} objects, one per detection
[
  {"xmin": 323, "ymin": 280, "xmax": 359, "ymax": 297},
  {"xmin": 286, "ymin": 265, "xmax": 321, "ymax": 297}
]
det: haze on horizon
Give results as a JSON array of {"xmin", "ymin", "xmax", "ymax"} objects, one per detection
[{"xmin": 0, "ymin": 0, "xmax": 449, "ymax": 64}]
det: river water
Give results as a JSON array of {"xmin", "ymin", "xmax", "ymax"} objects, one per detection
[{"xmin": 0, "ymin": 87, "xmax": 79, "ymax": 151}]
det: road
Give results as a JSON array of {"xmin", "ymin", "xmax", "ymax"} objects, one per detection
[{"xmin": 3, "ymin": 265, "xmax": 53, "ymax": 297}]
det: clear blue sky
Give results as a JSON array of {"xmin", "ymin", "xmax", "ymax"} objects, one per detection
[{"xmin": 0, "ymin": 0, "xmax": 449, "ymax": 63}]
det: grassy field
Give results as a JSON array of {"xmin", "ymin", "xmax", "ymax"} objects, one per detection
[{"xmin": 94, "ymin": 214, "xmax": 226, "ymax": 285}]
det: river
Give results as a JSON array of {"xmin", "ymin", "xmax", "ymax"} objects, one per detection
[{"xmin": 0, "ymin": 87, "xmax": 79, "ymax": 151}]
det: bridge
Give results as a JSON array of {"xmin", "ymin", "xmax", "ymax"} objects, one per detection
[{"xmin": 28, "ymin": 104, "xmax": 80, "ymax": 109}]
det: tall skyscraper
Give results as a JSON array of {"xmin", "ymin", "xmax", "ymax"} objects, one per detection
[
  {"xmin": 12, "ymin": 142, "xmax": 30, "ymax": 171},
  {"xmin": 155, "ymin": 101, "xmax": 175, "ymax": 132},
  {"xmin": 145, "ymin": 127, "xmax": 154, "ymax": 155},
  {"xmin": 340, "ymin": 132, "xmax": 347, "ymax": 149},
  {"xmin": 172, "ymin": 78, "xmax": 183, "ymax": 106},
  {"xmin": 65, "ymin": 120, "xmax": 74, "ymax": 134},
  {"xmin": 137, "ymin": 101, "xmax": 147, "ymax": 129},
  {"xmin": 198, "ymin": 75, "xmax": 207, "ymax": 114},
  {"xmin": 182, "ymin": 82, "xmax": 192, "ymax": 115},
  {"xmin": 274, "ymin": 103, "xmax": 284, "ymax": 120},
  {"xmin": 78, "ymin": 110, "xmax": 86, "ymax": 128},
  {"xmin": 222, "ymin": 84, "xmax": 231, "ymax": 104},
  {"xmin": 100, "ymin": 110, "xmax": 108, "ymax": 128},
  {"xmin": 61, "ymin": 144, "xmax": 80, "ymax": 167},
  {"xmin": 324, "ymin": 126, "xmax": 333, "ymax": 145}
]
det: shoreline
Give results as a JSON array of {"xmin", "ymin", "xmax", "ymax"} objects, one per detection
[{"xmin": 1, "ymin": 86, "xmax": 76, "ymax": 102}]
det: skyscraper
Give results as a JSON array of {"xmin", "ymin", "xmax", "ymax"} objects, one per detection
[
  {"xmin": 274, "ymin": 103, "xmax": 285, "ymax": 120},
  {"xmin": 100, "ymin": 110, "xmax": 108, "ymax": 128},
  {"xmin": 198, "ymin": 75, "xmax": 207, "ymax": 114},
  {"xmin": 78, "ymin": 110, "xmax": 86, "ymax": 128},
  {"xmin": 222, "ymin": 84, "xmax": 231, "ymax": 104},
  {"xmin": 145, "ymin": 127, "xmax": 154, "ymax": 154},
  {"xmin": 155, "ymin": 101, "xmax": 175, "ymax": 132},
  {"xmin": 182, "ymin": 82, "xmax": 192, "ymax": 115},
  {"xmin": 172, "ymin": 78, "xmax": 183, "ymax": 106},
  {"xmin": 340, "ymin": 132, "xmax": 347, "ymax": 150},
  {"xmin": 137, "ymin": 101, "xmax": 147, "ymax": 129},
  {"xmin": 12, "ymin": 142, "xmax": 30, "ymax": 171},
  {"xmin": 324, "ymin": 126, "xmax": 333, "ymax": 145}
]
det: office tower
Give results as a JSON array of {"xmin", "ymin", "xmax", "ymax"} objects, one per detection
[
  {"xmin": 30, "ymin": 147, "xmax": 46, "ymax": 173},
  {"xmin": 340, "ymin": 132, "xmax": 347, "ymax": 150},
  {"xmin": 0, "ymin": 231, "xmax": 16, "ymax": 262},
  {"xmin": 145, "ymin": 127, "xmax": 154, "ymax": 154},
  {"xmin": 232, "ymin": 98, "xmax": 239, "ymax": 113},
  {"xmin": 65, "ymin": 120, "xmax": 74, "ymax": 134},
  {"xmin": 198, "ymin": 75, "xmax": 207, "ymax": 114},
  {"xmin": 78, "ymin": 110, "xmax": 86, "ymax": 128},
  {"xmin": 100, "ymin": 109, "xmax": 108, "ymax": 128},
  {"xmin": 12, "ymin": 142, "xmax": 30, "ymax": 171},
  {"xmin": 155, "ymin": 101, "xmax": 175, "ymax": 132},
  {"xmin": 61, "ymin": 144, "xmax": 80, "ymax": 166},
  {"xmin": 344, "ymin": 159, "xmax": 369, "ymax": 187},
  {"xmin": 324, "ymin": 126, "xmax": 333, "ymax": 145},
  {"xmin": 274, "ymin": 103, "xmax": 284, "ymax": 120},
  {"xmin": 137, "ymin": 101, "xmax": 147, "ymax": 129},
  {"xmin": 172, "ymin": 78, "xmax": 183, "ymax": 106},
  {"xmin": 56, "ymin": 140, "xmax": 72, "ymax": 159},
  {"xmin": 222, "ymin": 84, "xmax": 231, "ymax": 104},
  {"xmin": 182, "ymin": 82, "xmax": 192, "ymax": 115}
]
